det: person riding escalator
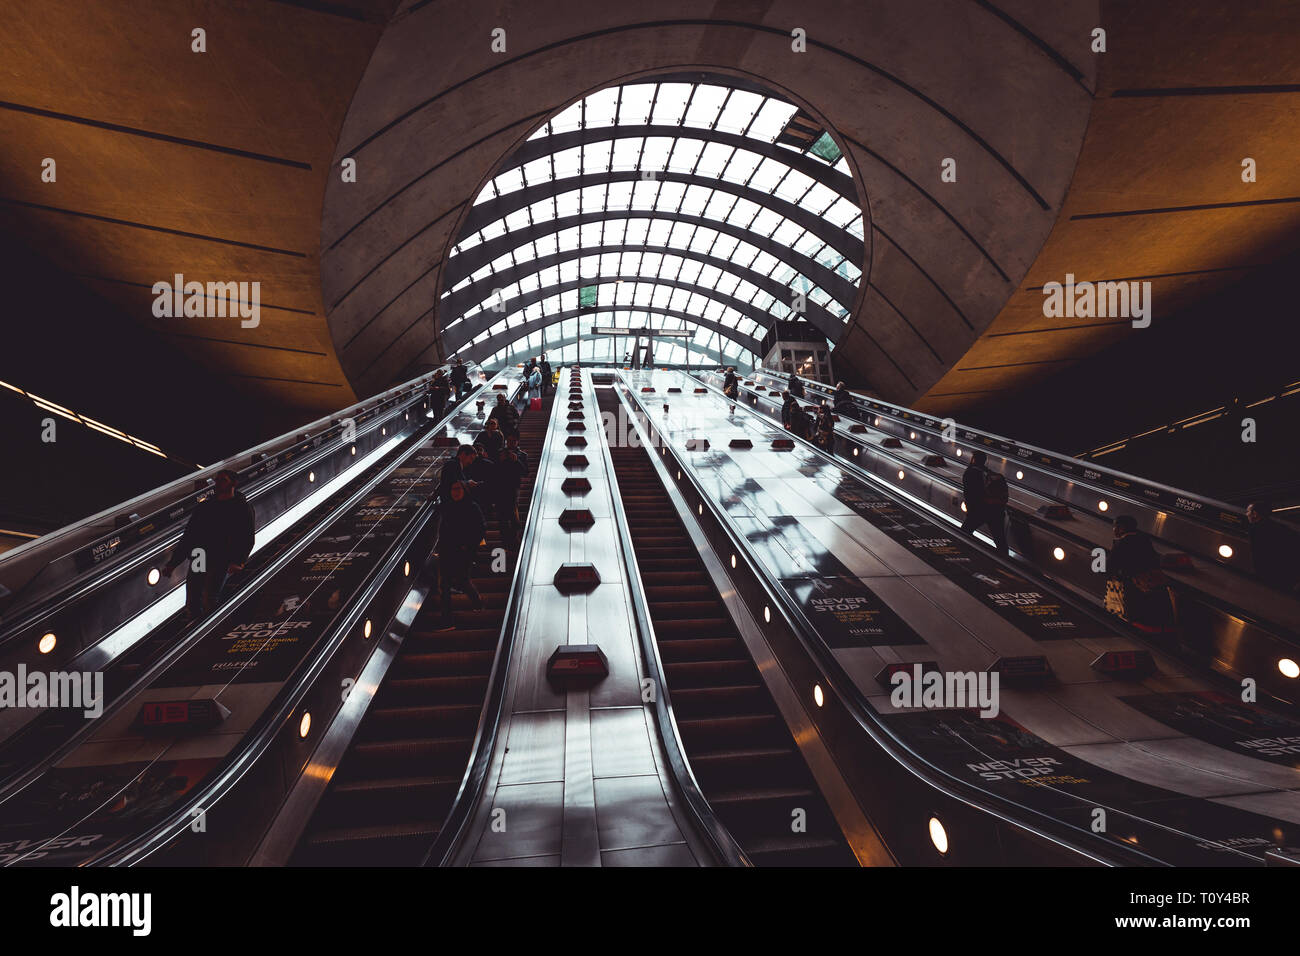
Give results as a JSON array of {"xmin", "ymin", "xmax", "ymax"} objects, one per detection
[
  {"xmin": 1105, "ymin": 515, "xmax": 1176, "ymax": 632},
  {"xmin": 435, "ymin": 480, "xmax": 485, "ymax": 630}
]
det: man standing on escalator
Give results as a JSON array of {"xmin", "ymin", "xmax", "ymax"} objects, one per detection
[
  {"xmin": 436, "ymin": 481, "xmax": 485, "ymax": 630},
  {"xmin": 451, "ymin": 358, "xmax": 471, "ymax": 400},
  {"xmin": 162, "ymin": 469, "xmax": 256, "ymax": 620}
]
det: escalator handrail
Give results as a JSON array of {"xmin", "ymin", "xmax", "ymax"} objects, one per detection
[
  {"xmin": 421, "ymin": 383, "xmax": 562, "ymax": 867},
  {"xmin": 618, "ymin": 375, "xmax": 1162, "ymax": 866},
  {"xmin": 740, "ymin": 369, "xmax": 1249, "ymax": 541},
  {"xmin": 85, "ymin": 395, "xmax": 486, "ymax": 866},
  {"xmin": 717, "ymin": 373, "xmax": 1300, "ymax": 647},
  {"xmin": 0, "ymin": 382, "xmax": 493, "ymax": 808},
  {"xmin": 0, "ymin": 377, "xmax": 489, "ymax": 658},
  {"xmin": 0, "ymin": 364, "xmax": 476, "ymax": 621},
  {"xmin": 595, "ymin": 384, "xmax": 752, "ymax": 866},
  {"xmin": 0, "ymin": 361, "xmax": 483, "ymax": 616}
]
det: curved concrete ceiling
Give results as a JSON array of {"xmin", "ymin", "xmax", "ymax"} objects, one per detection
[
  {"xmin": 321, "ymin": 0, "xmax": 1098, "ymax": 401},
  {"xmin": 915, "ymin": 0, "xmax": 1300, "ymax": 417},
  {"xmin": 3, "ymin": 1, "xmax": 1294, "ymax": 429},
  {"xmin": 0, "ymin": 0, "xmax": 402, "ymax": 415}
]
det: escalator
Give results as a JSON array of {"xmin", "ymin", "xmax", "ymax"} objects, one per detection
[
  {"xmin": 291, "ymin": 396, "xmax": 552, "ymax": 865},
  {"xmin": 598, "ymin": 391, "xmax": 856, "ymax": 866}
]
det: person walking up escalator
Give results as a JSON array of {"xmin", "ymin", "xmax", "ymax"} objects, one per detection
[
  {"xmin": 436, "ymin": 480, "xmax": 485, "ymax": 630},
  {"xmin": 162, "ymin": 469, "xmax": 256, "ymax": 620},
  {"xmin": 1105, "ymin": 515, "xmax": 1175, "ymax": 630},
  {"xmin": 451, "ymin": 358, "xmax": 470, "ymax": 400},
  {"xmin": 832, "ymin": 381, "xmax": 853, "ymax": 415},
  {"xmin": 958, "ymin": 451, "xmax": 1007, "ymax": 554}
]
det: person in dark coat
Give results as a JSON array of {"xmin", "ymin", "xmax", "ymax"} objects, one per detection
[
  {"xmin": 488, "ymin": 393, "xmax": 519, "ymax": 437},
  {"xmin": 722, "ymin": 367, "xmax": 739, "ymax": 398},
  {"xmin": 788, "ymin": 372, "xmax": 806, "ymax": 399},
  {"xmin": 439, "ymin": 445, "xmax": 479, "ymax": 502},
  {"xmin": 450, "ymin": 358, "xmax": 470, "ymax": 399},
  {"xmin": 815, "ymin": 404, "xmax": 835, "ymax": 450},
  {"xmin": 436, "ymin": 481, "xmax": 485, "ymax": 629},
  {"xmin": 429, "ymin": 372, "xmax": 452, "ymax": 420},
  {"xmin": 467, "ymin": 444, "xmax": 497, "ymax": 518},
  {"xmin": 162, "ymin": 469, "xmax": 256, "ymax": 619},
  {"xmin": 1108, "ymin": 515, "xmax": 1174, "ymax": 629},
  {"xmin": 958, "ymin": 450, "xmax": 1006, "ymax": 553},
  {"xmin": 505, "ymin": 432, "xmax": 529, "ymax": 474},
  {"xmin": 781, "ymin": 391, "xmax": 800, "ymax": 431},
  {"xmin": 1247, "ymin": 501, "xmax": 1299, "ymax": 591},
  {"xmin": 540, "ymin": 353, "xmax": 553, "ymax": 396},
  {"xmin": 476, "ymin": 418, "xmax": 506, "ymax": 462},
  {"xmin": 832, "ymin": 381, "xmax": 853, "ymax": 414},
  {"xmin": 494, "ymin": 447, "xmax": 527, "ymax": 549}
]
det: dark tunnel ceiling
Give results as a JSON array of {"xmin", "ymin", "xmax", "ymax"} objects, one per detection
[{"xmin": 438, "ymin": 74, "xmax": 866, "ymax": 369}]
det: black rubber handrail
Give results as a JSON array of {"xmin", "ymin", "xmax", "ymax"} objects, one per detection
[
  {"xmin": 594, "ymin": 383, "xmax": 751, "ymax": 866},
  {"xmin": 421, "ymin": 384, "xmax": 563, "ymax": 867},
  {"xmin": 743, "ymin": 370, "xmax": 1251, "ymax": 541},
  {"xmin": 0, "ymin": 382, "xmax": 492, "ymax": 812},
  {"xmin": 617, "ymin": 375, "xmax": 1163, "ymax": 866}
]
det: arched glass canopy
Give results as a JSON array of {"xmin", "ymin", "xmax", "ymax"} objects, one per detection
[{"xmin": 440, "ymin": 74, "xmax": 865, "ymax": 369}]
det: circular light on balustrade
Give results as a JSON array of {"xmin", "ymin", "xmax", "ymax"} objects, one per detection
[
  {"xmin": 909, "ymin": 431, "xmax": 916, "ymax": 439},
  {"xmin": 38, "ymin": 632, "xmax": 57, "ymax": 654},
  {"xmin": 351, "ymin": 446, "xmax": 357, "ymax": 456},
  {"xmin": 698, "ymin": 504, "xmax": 703, "ymax": 515},
  {"xmin": 813, "ymin": 684, "xmax": 825, "ymax": 708},
  {"xmin": 1279, "ymin": 659, "xmax": 1300, "ymax": 679},
  {"xmin": 730, "ymin": 554, "xmax": 737, "ymax": 569},
  {"xmin": 852, "ymin": 448, "xmax": 859, "ymax": 456},
  {"xmin": 763, "ymin": 606, "xmax": 771, "ymax": 623},
  {"xmin": 298, "ymin": 712, "xmax": 312, "ymax": 738},
  {"xmin": 929, "ymin": 816, "xmax": 949, "ymax": 855},
  {"xmin": 1218, "ymin": 544, "xmax": 1233, "ymax": 559},
  {"xmin": 308, "ymin": 471, "xmax": 316, "ymax": 483},
  {"xmin": 382, "ymin": 427, "xmax": 387, "ymax": 436},
  {"xmin": 1015, "ymin": 471, "xmax": 1024, "ymax": 480},
  {"xmin": 147, "ymin": 567, "xmax": 161, "ymax": 587},
  {"xmin": 1098, "ymin": 500, "xmax": 1109, "ymax": 512},
  {"xmin": 960, "ymin": 502, "xmax": 967, "ymax": 513},
  {"xmin": 363, "ymin": 619, "xmax": 372, "ymax": 639},
  {"xmin": 1052, "ymin": 547, "xmax": 1066, "ymax": 561},
  {"xmin": 403, "ymin": 561, "xmax": 411, "ymax": 577},
  {"xmin": 897, "ymin": 470, "xmax": 905, "ymax": 480}
]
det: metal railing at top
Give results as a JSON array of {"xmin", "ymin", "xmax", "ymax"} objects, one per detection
[{"xmin": 743, "ymin": 368, "xmax": 1252, "ymax": 541}]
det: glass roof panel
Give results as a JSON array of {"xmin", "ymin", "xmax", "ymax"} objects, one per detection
[{"xmin": 445, "ymin": 76, "xmax": 864, "ymax": 363}]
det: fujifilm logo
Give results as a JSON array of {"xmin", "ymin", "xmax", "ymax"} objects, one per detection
[
  {"xmin": 890, "ymin": 665, "xmax": 1000, "ymax": 718},
  {"xmin": 1041, "ymin": 273, "xmax": 1151, "ymax": 328},
  {"xmin": 0, "ymin": 667, "xmax": 103, "ymax": 718},
  {"xmin": 50, "ymin": 886, "xmax": 151, "ymax": 936},
  {"xmin": 151, "ymin": 273, "xmax": 260, "ymax": 328}
]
